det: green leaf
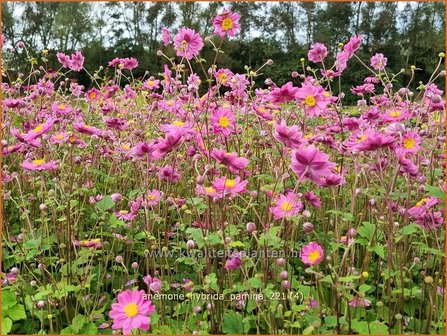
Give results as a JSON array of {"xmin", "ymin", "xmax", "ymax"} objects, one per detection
[
  {"xmin": 400, "ymin": 224, "xmax": 420, "ymax": 236},
  {"xmin": 8, "ymin": 304, "xmax": 27, "ymax": 321},
  {"xmin": 368, "ymin": 245, "xmax": 385, "ymax": 259},
  {"xmin": 95, "ymin": 196, "xmax": 115, "ymax": 212},
  {"xmin": 1, "ymin": 289, "xmax": 17, "ymax": 310},
  {"xmin": 248, "ymin": 277, "xmax": 263, "ymax": 289},
  {"xmin": 358, "ymin": 222, "xmax": 376, "ymax": 241},
  {"xmin": 71, "ymin": 314, "xmax": 88, "ymax": 333},
  {"xmin": 222, "ymin": 311, "xmax": 244, "ymax": 334},
  {"xmin": 369, "ymin": 320, "xmax": 389, "ymax": 334},
  {"xmin": 1, "ymin": 317, "xmax": 12, "ymax": 335},
  {"xmin": 424, "ymin": 185, "xmax": 445, "ymax": 201},
  {"xmin": 80, "ymin": 322, "xmax": 98, "ymax": 334},
  {"xmin": 303, "ymin": 326, "xmax": 315, "ymax": 335},
  {"xmin": 109, "ymin": 213, "xmax": 126, "ymax": 228}
]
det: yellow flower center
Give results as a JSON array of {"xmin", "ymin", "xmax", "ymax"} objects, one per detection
[
  {"xmin": 323, "ymin": 91, "xmax": 331, "ymax": 98},
  {"xmin": 224, "ymin": 179, "xmax": 236, "ymax": 188},
  {"xmin": 221, "ymin": 18, "xmax": 234, "ymax": 31},
  {"xmin": 308, "ymin": 250, "xmax": 321, "ymax": 262},
  {"xmin": 389, "ymin": 110, "xmax": 401, "ymax": 117},
  {"xmin": 357, "ymin": 134, "xmax": 367, "ymax": 142},
  {"xmin": 416, "ymin": 197, "xmax": 429, "ymax": 207},
  {"xmin": 172, "ymin": 120, "xmax": 184, "ymax": 126},
  {"xmin": 33, "ymin": 124, "xmax": 44, "ymax": 133},
  {"xmin": 55, "ymin": 134, "xmax": 64, "ymax": 140},
  {"xmin": 147, "ymin": 80, "xmax": 155, "ymax": 86},
  {"xmin": 122, "ymin": 145, "xmax": 130, "ymax": 150},
  {"xmin": 403, "ymin": 138, "xmax": 415, "ymax": 149},
  {"xmin": 218, "ymin": 116, "xmax": 230, "ymax": 128},
  {"xmin": 205, "ymin": 186, "xmax": 216, "ymax": 193},
  {"xmin": 32, "ymin": 159, "xmax": 45, "ymax": 165},
  {"xmin": 148, "ymin": 195, "xmax": 156, "ymax": 201},
  {"xmin": 58, "ymin": 104, "xmax": 66, "ymax": 110},
  {"xmin": 258, "ymin": 107, "xmax": 266, "ymax": 113},
  {"xmin": 280, "ymin": 201, "xmax": 293, "ymax": 211},
  {"xmin": 165, "ymin": 101, "xmax": 174, "ymax": 106},
  {"xmin": 304, "ymin": 95, "xmax": 316, "ymax": 107},
  {"xmin": 89, "ymin": 92, "xmax": 97, "ymax": 99},
  {"xmin": 119, "ymin": 210, "xmax": 129, "ymax": 214},
  {"xmin": 123, "ymin": 303, "xmax": 139, "ymax": 318},
  {"xmin": 304, "ymin": 133, "xmax": 313, "ymax": 139},
  {"xmin": 218, "ymin": 73, "xmax": 228, "ymax": 84}
]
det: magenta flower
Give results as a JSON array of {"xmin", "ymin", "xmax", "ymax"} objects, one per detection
[
  {"xmin": 157, "ymin": 165, "xmax": 181, "ymax": 183},
  {"xmin": 143, "ymin": 275, "xmax": 162, "ymax": 293},
  {"xmin": 296, "ymin": 82, "xmax": 330, "ymax": 117},
  {"xmin": 273, "ymin": 120, "xmax": 306, "ymax": 149},
  {"xmin": 270, "ymin": 192, "xmax": 303, "ymax": 220},
  {"xmin": 291, "ymin": 145, "xmax": 336, "ymax": 185},
  {"xmin": 173, "ymin": 27, "xmax": 204, "ymax": 60},
  {"xmin": 52, "ymin": 101, "xmax": 72, "ymax": 115},
  {"xmin": 146, "ymin": 189, "xmax": 161, "ymax": 206},
  {"xmin": 350, "ymin": 129, "xmax": 395, "ymax": 151},
  {"xmin": 56, "ymin": 52, "xmax": 70, "ymax": 68},
  {"xmin": 153, "ymin": 130, "xmax": 184, "ymax": 157},
  {"xmin": 335, "ymin": 51, "xmax": 349, "ymax": 73},
  {"xmin": 343, "ymin": 35, "xmax": 362, "ymax": 58},
  {"xmin": 109, "ymin": 289, "xmax": 156, "ymax": 335},
  {"xmin": 370, "ymin": 53, "xmax": 387, "ymax": 71},
  {"xmin": 69, "ymin": 51, "xmax": 85, "ymax": 72},
  {"xmin": 50, "ymin": 132, "xmax": 69, "ymax": 145},
  {"xmin": 23, "ymin": 118, "xmax": 56, "ymax": 141},
  {"xmin": 348, "ymin": 296, "xmax": 371, "ymax": 308},
  {"xmin": 213, "ymin": 8, "xmax": 241, "ymax": 38},
  {"xmin": 211, "ymin": 148, "xmax": 249, "ymax": 173},
  {"xmin": 86, "ymin": 88, "xmax": 101, "ymax": 101},
  {"xmin": 304, "ymin": 191, "xmax": 322, "ymax": 208},
  {"xmin": 210, "ymin": 108, "xmax": 235, "ymax": 137},
  {"xmin": 132, "ymin": 141, "xmax": 157, "ymax": 159},
  {"xmin": 162, "ymin": 27, "xmax": 170, "ymax": 46},
  {"xmin": 215, "ymin": 68, "xmax": 233, "ymax": 86},
  {"xmin": 212, "ymin": 176, "xmax": 248, "ymax": 198},
  {"xmin": 308, "ymin": 43, "xmax": 328, "ymax": 63},
  {"xmin": 21, "ymin": 159, "xmax": 58, "ymax": 171},
  {"xmin": 143, "ymin": 77, "xmax": 160, "ymax": 90},
  {"xmin": 400, "ymin": 131, "xmax": 421, "ymax": 153},
  {"xmin": 381, "ymin": 108, "xmax": 410, "ymax": 122},
  {"xmin": 300, "ymin": 241, "xmax": 324, "ymax": 265},
  {"xmin": 225, "ymin": 252, "xmax": 243, "ymax": 270},
  {"xmin": 269, "ymin": 82, "xmax": 298, "ymax": 104},
  {"xmin": 121, "ymin": 57, "xmax": 138, "ymax": 70},
  {"xmin": 73, "ymin": 122, "xmax": 103, "ymax": 136}
]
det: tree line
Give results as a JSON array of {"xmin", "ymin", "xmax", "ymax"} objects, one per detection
[{"xmin": 1, "ymin": 1, "xmax": 445, "ymax": 102}]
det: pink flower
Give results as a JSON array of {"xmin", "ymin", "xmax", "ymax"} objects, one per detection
[
  {"xmin": 146, "ymin": 190, "xmax": 161, "ymax": 206},
  {"xmin": 74, "ymin": 239, "xmax": 102, "ymax": 249},
  {"xmin": 225, "ymin": 252, "xmax": 243, "ymax": 270},
  {"xmin": 308, "ymin": 43, "xmax": 328, "ymax": 63},
  {"xmin": 52, "ymin": 101, "xmax": 72, "ymax": 115},
  {"xmin": 142, "ymin": 78, "xmax": 160, "ymax": 90},
  {"xmin": 212, "ymin": 176, "xmax": 248, "ymax": 198},
  {"xmin": 153, "ymin": 130, "xmax": 184, "ymax": 157},
  {"xmin": 157, "ymin": 165, "xmax": 181, "ymax": 183},
  {"xmin": 121, "ymin": 57, "xmax": 138, "ymax": 70},
  {"xmin": 269, "ymin": 82, "xmax": 298, "ymax": 104},
  {"xmin": 348, "ymin": 296, "xmax": 371, "ymax": 308},
  {"xmin": 270, "ymin": 192, "xmax": 303, "ymax": 220},
  {"xmin": 21, "ymin": 159, "xmax": 58, "ymax": 171},
  {"xmin": 132, "ymin": 141, "xmax": 157, "ymax": 159},
  {"xmin": 143, "ymin": 275, "xmax": 162, "ymax": 293},
  {"xmin": 213, "ymin": 8, "xmax": 241, "ymax": 38},
  {"xmin": 73, "ymin": 122, "xmax": 103, "ymax": 136},
  {"xmin": 381, "ymin": 108, "xmax": 410, "ymax": 122},
  {"xmin": 162, "ymin": 27, "xmax": 170, "ymax": 46},
  {"xmin": 273, "ymin": 120, "xmax": 306, "ymax": 149},
  {"xmin": 56, "ymin": 52, "xmax": 70, "ymax": 68},
  {"xmin": 173, "ymin": 27, "xmax": 204, "ymax": 60},
  {"xmin": 304, "ymin": 191, "xmax": 322, "ymax": 208},
  {"xmin": 69, "ymin": 51, "xmax": 84, "ymax": 72},
  {"xmin": 335, "ymin": 51, "xmax": 349, "ymax": 73},
  {"xmin": 86, "ymin": 88, "xmax": 101, "ymax": 101},
  {"xmin": 370, "ymin": 53, "xmax": 387, "ymax": 71},
  {"xmin": 109, "ymin": 289, "xmax": 156, "ymax": 335},
  {"xmin": 211, "ymin": 148, "xmax": 249, "ymax": 173},
  {"xmin": 349, "ymin": 129, "xmax": 395, "ymax": 152},
  {"xmin": 210, "ymin": 108, "xmax": 235, "ymax": 137},
  {"xmin": 50, "ymin": 132, "xmax": 69, "ymax": 144},
  {"xmin": 400, "ymin": 131, "xmax": 421, "ymax": 153},
  {"xmin": 215, "ymin": 68, "xmax": 233, "ymax": 86},
  {"xmin": 300, "ymin": 241, "xmax": 324, "ymax": 265},
  {"xmin": 291, "ymin": 145, "xmax": 336, "ymax": 185},
  {"xmin": 296, "ymin": 82, "xmax": 331, "ymax": 117},
  {"xmin": 23, "ymin": 118, "xmax": 56, "ymax": 141},
  {"xmin": 343, "ymin": 35, "xmax": 362, "ymax": 58}
]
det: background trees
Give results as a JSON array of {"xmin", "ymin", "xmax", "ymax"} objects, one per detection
[{"xmin": 1, "ymin": 1, "xmax": 445, "ymax": 102}]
